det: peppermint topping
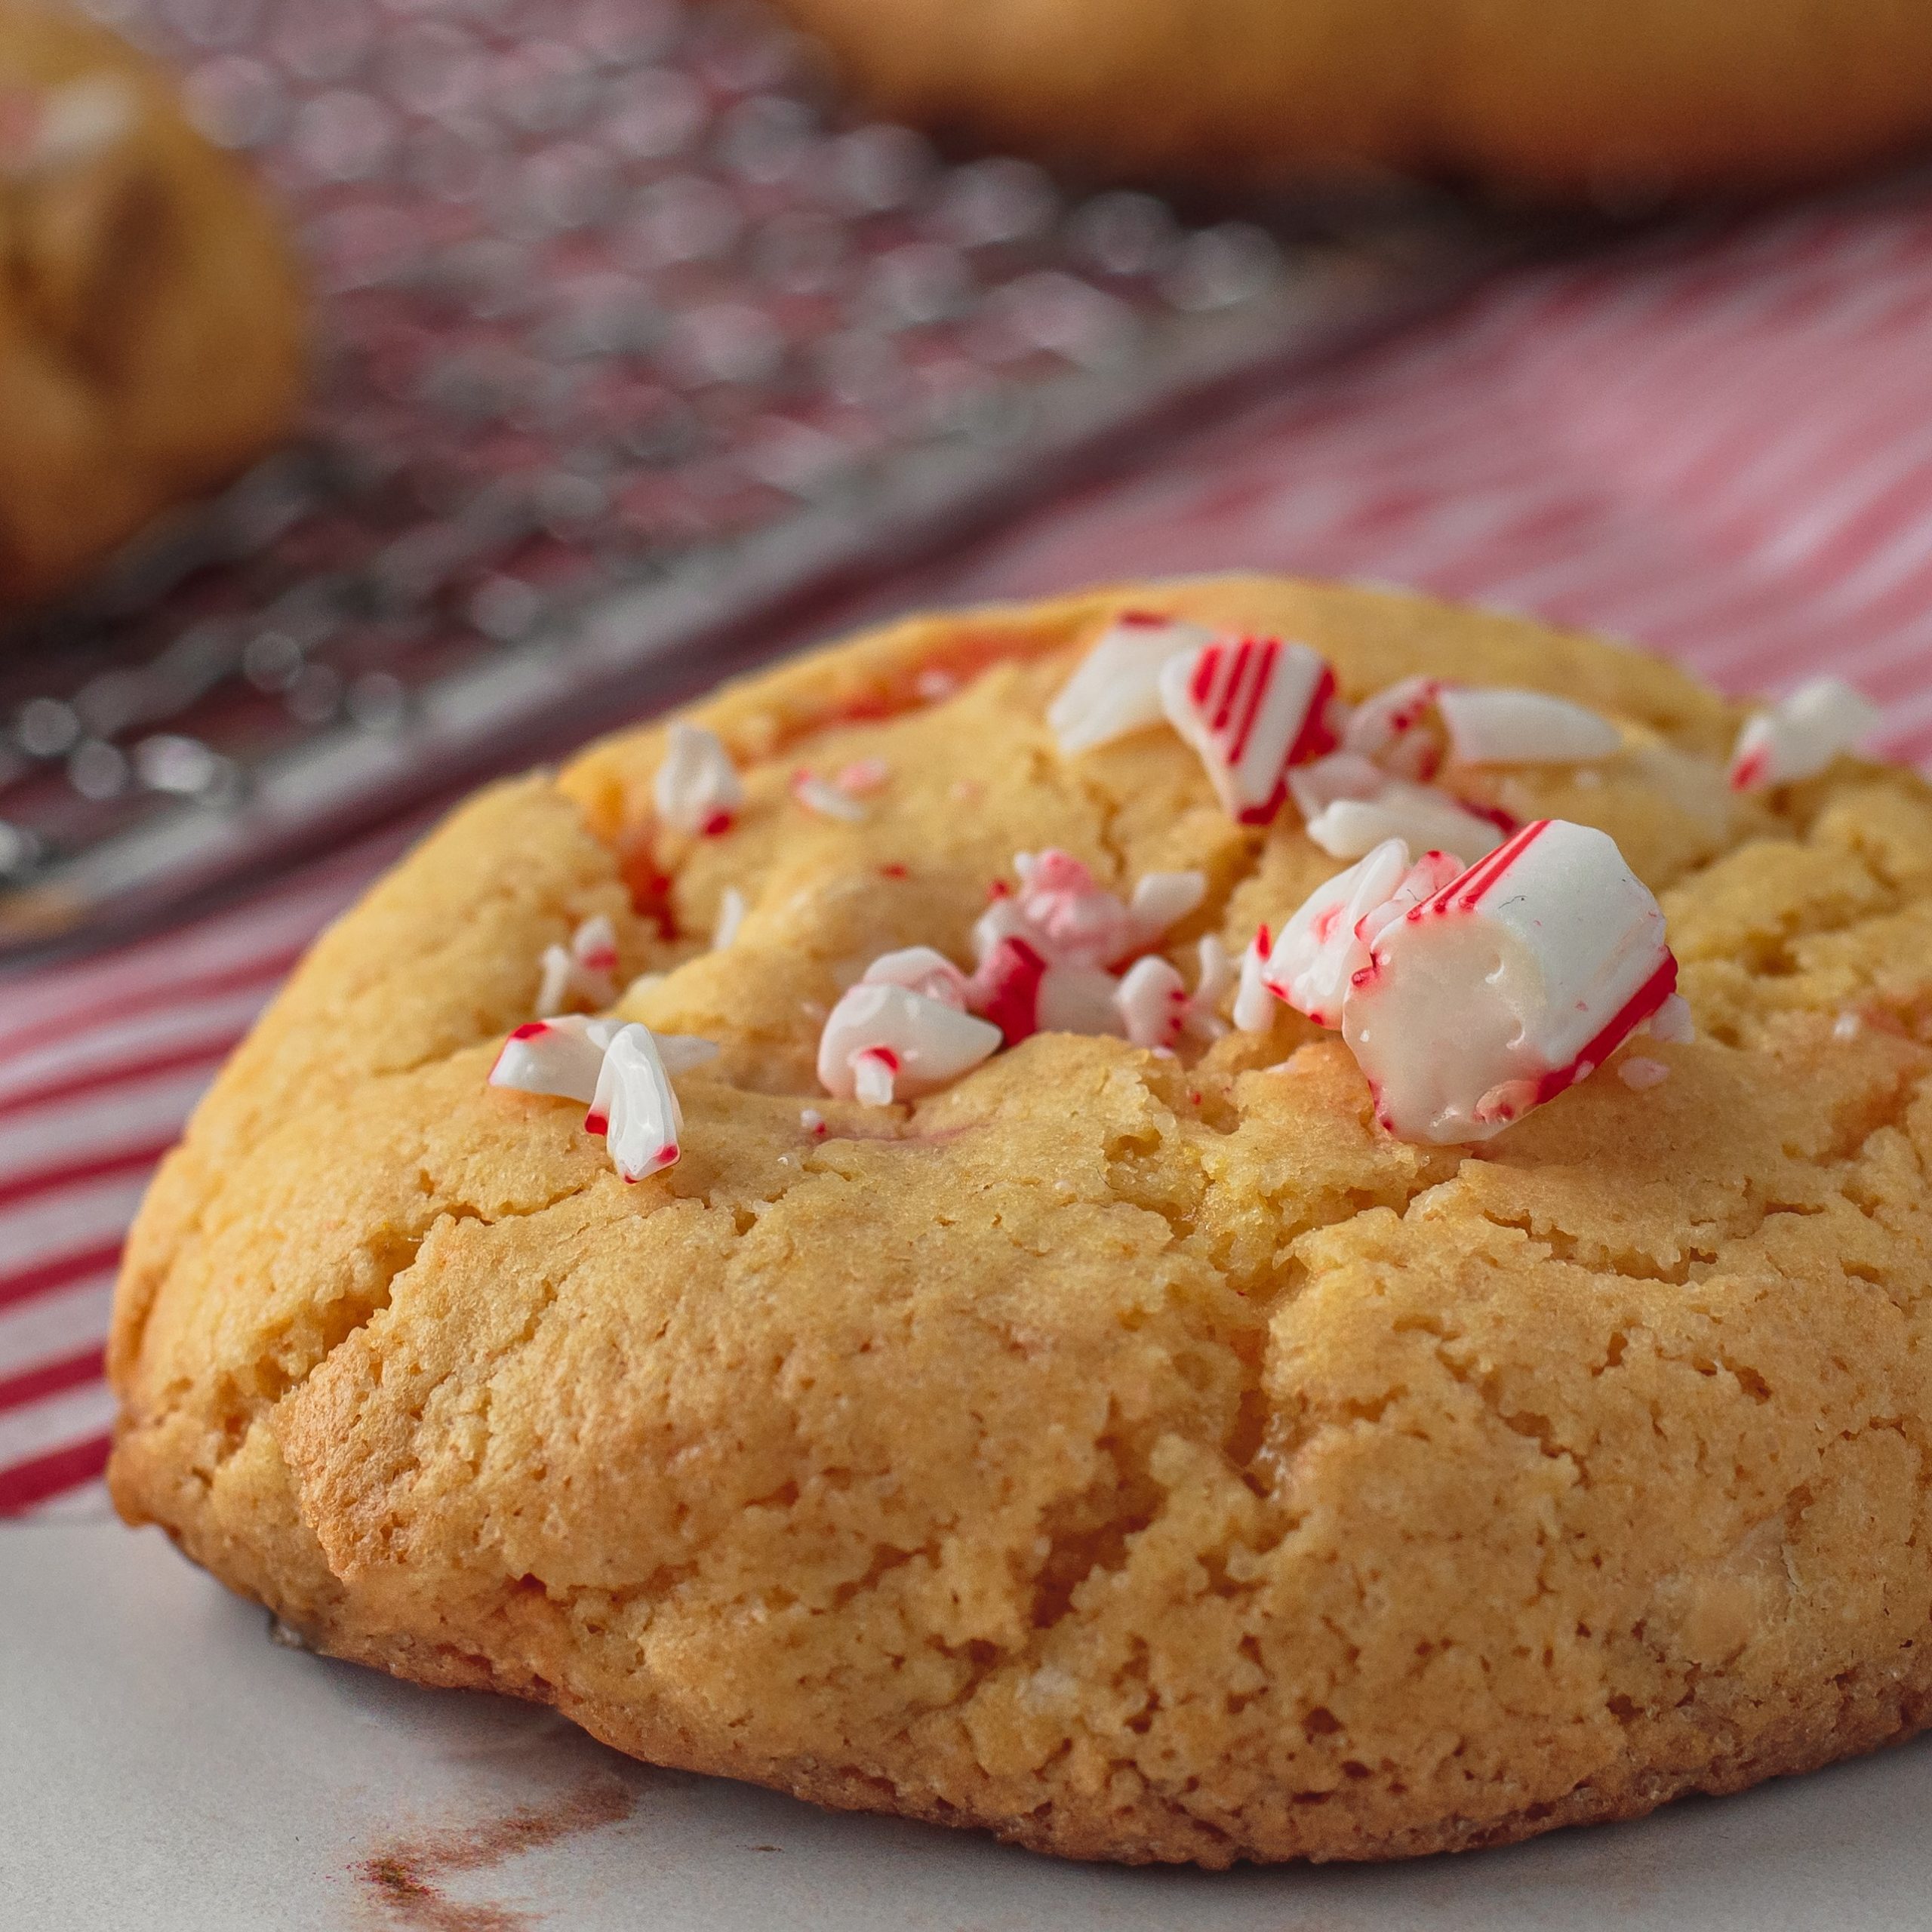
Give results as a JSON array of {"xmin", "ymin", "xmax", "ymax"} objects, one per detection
[
  {"xmin": 1618, "ymin": 1057, "xmax": 1670, "ymax": 1091},
  {"xmin": 1264, "ymin": 839, "xmax": 1463, "ymax": 1031},
  {"xmin": 491, "ymin": 1017, "xmax": 717, "ymax": 1179},
  {"xmin": 1232, "ymin": 926, "xmax": 1275, "ymax": 1033},
  {"xmin": 817, "ymin": 983, "xmax": 1001, "ymax": 1103},
  {"xmin": 1303, "ymin": 780, "xmax": 1506, "ymax": 863},
  {"xmin": 1160, "ymin": 637, "xmax": 1339, "ymax": 823},
  {"xmin": 1646, "ymin": 992, "xmax": 1697, "ymax": 1045},
  {"xmin": 974, "ymin": 849, "xmax": 1204, "ymax": 976},
  {"xmin": 1048, "ymin": 612, "xmax": 1214, "ymax": 755},
  {"xmin": 1436, "ymin": 688, "xmax": 1622, "ymax": 764},
  {"xmin": 1115, "ymin": 955, "xmax": 1191, "ymax": 1049},
  {"xmin": 711, "ymin": 887, "xmax": 747, "ymax": 951},
  {"xmin": 654, "ymin": 724, "xmax": 743, "ymax": 835},
  {"xmin": 1341, "ymin": 675, "xmax": 1445, "ymax": 780},
  {"xmin": 863, "ymin": 945, "xmax": 974, "ymax": 1008},
  {"xmin": 1339, "ymin": 820, "xmax": 1677, "ymax": 1143},
  {"xmin": 535, "ymin": 914, "xmax": 620, "ymax": 1017},
  {"xmin": 836, "ymin": 757, "xmax": 891, "ymax": 794},
  {"xmin": 792, "ymin": 770, "xmax": 869, "ymax": 821},
  {"xmin": 590, "ymin": 1024, "xmax": 685, "ymax": 1180},
  {"xmin": 1728, "ymin": 677, "xmax": 1879, "ymax": 791}
]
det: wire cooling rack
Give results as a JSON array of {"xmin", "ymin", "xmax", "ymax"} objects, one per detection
[{"xmin": 0, "ymin": 0, "xmax": 1521, "ymax": 956}]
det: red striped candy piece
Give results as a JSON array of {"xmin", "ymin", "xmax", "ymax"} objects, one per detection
[{"xmin": 1159, "ymin": 637, "xmax": 1339, "ymax": 824}]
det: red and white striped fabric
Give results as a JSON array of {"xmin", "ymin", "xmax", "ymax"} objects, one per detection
[{"xmin": 8, "ymin": 183, "xmax": 1932, "ymax": 1521}]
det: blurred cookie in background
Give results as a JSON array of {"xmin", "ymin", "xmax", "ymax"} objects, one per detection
[
  {"xmin": 0, "ymin": 0, "xmax": 303, "ymax": 611},
  {"xmin": 772, "ymin": 0, "xmax": 1932, "ymax": 206}
]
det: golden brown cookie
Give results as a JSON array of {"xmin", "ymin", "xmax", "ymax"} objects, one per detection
[
  {"xmin": 0, "ymin": 1, "xmax": 304, "ymax": 608},
  {"xmin": 109, "ymin": 577, "xmax": 1932, "ymax": 1864},
  {"xmin": 774, "ymin": 0, "xmax": 1932, "ymax": 202}
]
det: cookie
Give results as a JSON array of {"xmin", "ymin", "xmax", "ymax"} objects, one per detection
[
  {"xmin": 109, "ymin": 577, "xmax": 1932, "ymax": 1865},
  {"xmin": 0, "ymin": 1, "xmax": 303, "ymax": 608},
  {"xmin": 773, "ymin": 0, "xmax": 1932, "ymax": 202}
]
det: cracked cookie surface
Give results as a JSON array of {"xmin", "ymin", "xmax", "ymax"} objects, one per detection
[{"xmin": 109, "ymin": 576, "xmax": 1932, "ymax": 1864}]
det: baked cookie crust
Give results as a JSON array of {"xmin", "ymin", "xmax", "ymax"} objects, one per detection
[{"xmin": 109, "ymin": 577, "xmax": 1932, "ymax": 1864}]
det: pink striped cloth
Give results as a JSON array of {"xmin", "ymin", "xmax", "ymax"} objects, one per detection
[{"xmin": 8, "ymin": 183, "xmax": 1932, "ymax": 1521}]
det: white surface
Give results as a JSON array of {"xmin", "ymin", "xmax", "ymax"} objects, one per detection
[{"xmin": 6, "ymin": 1523, "xmax": 1932, "ymax": 1930}]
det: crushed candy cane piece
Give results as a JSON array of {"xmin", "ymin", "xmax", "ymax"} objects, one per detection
[
  {"xmin": 1266, "ymin": 840, "xmax": 1463, "ymax": 1030},
  {"xmin": 654, "ymin": 724, "xmax": 743, "ymax": 835},
  {"xmin": 1618, "ymin": 1057, "xmax": 1670, "ymax": 1091},
  {"xmin": 589, "ymin": 1024, "xmax": 685, "ymax": 1180},
  {"xmin": 836, "ymin": 757, "xmax": 891, "ymax": 794},
  {"xmin": 817, "ymin": 983, "xmax": 1002, "ymax": 1103},
  {"xmin": 535, "ymin": 914, "xmax": 621, "ymax": 1017},
  {"xmin": 1342, "ymin": 820, "xmax": 1676, "ymax": 1144},
  {"xmin": 1128, "ymin": 869, "xmax": 1208, "ymax": 934},
  {"xmin": 801, "ymin": 1107, "xmax": 827, "ymax": 1134},
  {"xmin": 1833, "ymin": 1011, "xmax": 1863, "ymax": 1041},
  {"xmin": 1342, "ymin": 675, "xmax": 1445, "ymax": 780},
  {"xmin": 490, "ymin": 1016, "xmax": 715, "ymax": 1111},
  {"xmin": 1437, "ymin": 688, "xmax": 1622, "ymax": 764},
  {"xmin": 976, "ymin": 850, "xmax": 1204, "ymax": 975},
  {"xmin": 864, "ymin": 945, "xmax": 973, "ymax": 1008},
  {"xmin": 491, "ymin": 1014, "xmax": 623, "ymax": 1103},
  {"xmin": 1287, "ymin": 750, "xmax": 1386, "ymax": 822},
  {"xmin": 915, "ymin": 667, "xmax": 960, "ymax": 701},
  {"xmin": 1233, "ymin": 926, "xmax": 1275, "ymax": 1032},
  {"xmin": 1304, "ymin": 780, "xmax": 1507, "ymax": 863},
  {"xmin": 1048, "ymin": 611, "xmax": 1215, "ymax": 755},
  {"xmin": 792, "ymin": 769, "xmax": 869, "ymax": 821},
  {"xmin": 1728, "ymin": 677, "xmax": 1880, "ymax": 791},
  {"xmin": 971, "ymin": 936, "xmax": 1050, "ymax": 1043},
  {"xmin": 1161, "ymin": 636, "xmax": 1339, "ymax": 823},
  {"xmin": 1646, "ymin": 992, "xmax": 1696, "ymax": 1044},
  {"xmin": 711, "ymin": 887, "xmax": 747, "ymax": 950},
  {"xmin": 1115, "ymin": 955, "xmax": 1192, "ymax": 1049}
]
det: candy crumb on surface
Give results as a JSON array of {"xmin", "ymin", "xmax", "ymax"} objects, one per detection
[
  {"xmin": 1834, "ymin": 1011, "xmax": 1864, "ymax": 1040},
  {"xmin": 1617, "ymin": 1057, "xmax": 1672, "ymax": 1091}
]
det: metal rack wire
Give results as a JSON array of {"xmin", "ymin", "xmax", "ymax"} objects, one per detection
[{"xmin": 0, "ymin": 0, "xmax": 1513, "ymax": 955}]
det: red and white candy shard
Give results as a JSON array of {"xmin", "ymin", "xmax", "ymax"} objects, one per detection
[
  {"xmin": 1646, "ymin": 992, "xmax": 1696, "ymax": 1044},
  {"xmin": 1341, "ymin": 820, "xmax": 1678, "ymax": 1144},
  {"xmin": 863, "ymin": 945, "xmax": 973, "ymax": 1008},
  {"xmin": 711, "ymin": 887, "xmax": 747, "ymax": 951},
  {"xmin": 1342, "ymin": 675, "xmax": 1444, "ymax": 780},
  {"xmin": 536, "ymin": 912, "xmax": 621, "ymax": 1016},
  {"xmin": 1728, "ymin": 677, "xmax": 1880, "ymax": 791},
  {"xmin": 817, "ymin": 982, "xmax": 1002, "ymax": 1103},
  {"xmin": 1115, "ymin": 956, "xmax": 1191, "ymax": 1049},
  {"xmin": 1436, "ymin": 688, "xmax": 1622, "ymax": 764},
  {"xmin": 589, "ymin": 1023, "xmax": 686, "ymax": 1181},
  {"xmin": 1048, "ymin": 611, "xmax": 1216, "ymax": 755},
  {"xmin": 1265, "ymin": 840, "xmax": 1464, "ymax": 1030},
  {"xmin": 792, "ymin": 770, "xmax": 869, "ymax": 822},
  {"xmin": 975, "ymin": 850, "xmax": 1204, "ymax": 976},
  {"xmin": 1159, "ymin": 637, "xmax": 1339, "ymax": 823},
  {"xmin": 490, "ymin": 1015, "xmax": 717, "ymax": 1107},
  {"xmin": 1303, "ymin": 778, "xmax": 1506, "ymax": 863},
  {"xmin": 1232, "ymin": 927, "xmax": 1275, "ymax": 1033},
  {"xmin": 654, "ymin": 724, "xmax": 744, "ymax": 835}
]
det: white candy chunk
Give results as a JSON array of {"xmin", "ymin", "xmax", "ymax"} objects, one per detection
[
  {"xmin": 1618, "ymin": 1057, "xmax": 1670, "ymax": 1091},
  {"xmin": 534, "ymin": 913, "xmax": 620, "ymax": 1016},
  {"xmin": 1048, "ymin": 612, "xmax": 1214, "ymax": 755},
  {"xmin": 1646, "ymin": 992, "xmax": 1696, "ymax": 1045},
  {"xmin": 1192, "ymin": 934, "xmax": 1235, "ymax": 1011},
  {"xmin": 863, "ymin": 945, "xmax": 972, "ymax": 1008},
  {"xmin": 792, "ymin": 770, "xmax": 869, "ymax": 821},
  {"xmin": 1232, "ymin": 928, "xmax": 1276, "ymax": 1033},
  {"xmin": 1438, "ymin": 688, "xmax": 1622, "ymax": 764},
  {"xmin": 1343, "ymin": 820, "xmax": 1677, "ymax": 1145},
  {"xmin": 588, "ymin": 1023, "xmax": 685, "ymax": 1180},
  {"xmin": 1159, "ymin": 637, "xmax": 1339, "ymax": 824},
  {"xmin": 1729, "ymin": 677, "xmax": 1880, "ymax": 791},
  {"xmin": 490, "ymin": 1014, "xmax": 624, "ymax": 1103},
  {"xmin": 1266, "ymin": 840, "xmax": 1463, "ymax": 1030},
  {"xmin": 654, "ymin": 724, "xmax": 743, "ymax": 835},
  {"xmin": 1128, "ymin": 869, "xmax": 1207, "ymax": 934},
  {"xmin": 711, "ymin": 887, "xmax": 746, "ymax": 951},
  {"xmin": 1342, "ymin": 675, "xmax": 1445, "ymax": 780},
  {"xmin": 817, "ymin": 983, "xmax": 1001, "ymax": 1102},
  {"xmin": 1287, "ymin": 749, "xmax": 1385, "ymax": 822},
  {"xmin": 1305, "ymin": 780, "xmax": 1506, "ymax": 863},
  {"xmin": 1115, "ymin": 955, "xmax": 1192, "ymax": 1049}
]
